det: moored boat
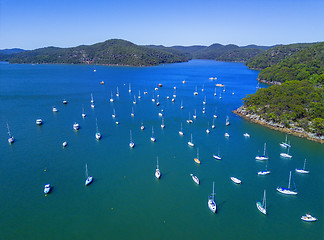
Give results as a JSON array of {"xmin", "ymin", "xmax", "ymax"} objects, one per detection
[{"xmin": 231, "ymin": 177, "xmax": 241, "ymax": 184}]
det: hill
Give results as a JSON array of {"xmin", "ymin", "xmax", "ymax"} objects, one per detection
[
  {"xmin": 0, "ymin": 48, "xmax": 25, "ymax": 55},
  {"xmin": 0, "ymin": 39, "xmax": 190, "ymax": 66}
]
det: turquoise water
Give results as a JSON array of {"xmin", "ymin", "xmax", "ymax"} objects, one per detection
[{"xmin": 1, "ymin": 60, "xmax": 323, "ymax": 239}]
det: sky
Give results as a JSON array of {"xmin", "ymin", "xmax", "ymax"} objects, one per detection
[{"xmin": 0, "ymin": 0, "xmax": 323, "ymax": 50}]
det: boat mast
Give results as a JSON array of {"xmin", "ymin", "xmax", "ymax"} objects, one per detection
[
  {"xmin": 6, "ymin": 122, "xmax": 11, "ymax": 137},
  {"xmin": 264, "ymin": 143, "xmax": 266, "ymax": 156},
  {"xmin": 263, "ymin": 190, "xmax": 266, "ymax": 210},
  {"xmin": 288, "ymin": 171, "xmax": 292, "ymax": 189},
  {"xmin": 303, "ymin": 159, "xmax": 306, "ymax": 170},
  {"xmin": 85, "ymin": 164, "xmax": 88, "ymax": 178},
  {"xmin": 212, "ymin": 181, "xmax": 215, "ymax": 200},
  {"xmin": 197, "ymin": 148, "xmax": 199, "ymax": 159},
  {"xmin": 157, "ymin": 156, "xmax": 159, "ymax": 169},
  {"xmin": 152, "ymin": 126, "xmax": 154, "ymax": 137}
]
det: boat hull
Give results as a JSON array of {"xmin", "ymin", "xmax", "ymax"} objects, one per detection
[
  {"xmin": 256, "ymin": 202, "xmax": 266, "ymax": 215},
  {"xmin": 231, "ymin": 177, "xmax": 241, "ymax": 184},
  {"xmin": 276, "ymin": 187, "xmax": 297, "ymax": 195},
  {"xmin": 208, "ymin": 199, "xmax": 216, "ymax": 213}
]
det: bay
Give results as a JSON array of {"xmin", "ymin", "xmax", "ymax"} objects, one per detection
[{"xmin": 0, "ymin": 60, "xmax": 323, "ymax": 239}]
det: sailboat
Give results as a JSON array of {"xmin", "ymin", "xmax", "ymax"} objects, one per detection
[
  {"xmin": 201, "ymin": 84, "xmax": 204, "ymax": 92},
  {"xmin": 208, "ymin": 181, "xmax": 217, "ymax": 213},
  {"xmin": 206, "ymin": 122, "xmax": 210, "ymax": 134},
  {"xmin": 155, "ymin": 156, "xmax": 161, "ymax": 179},
  {"xmin": 256, "ymin": 190, "xmax": 267, "ymax": 215},
  {"xmin": 280, "ymin": 134, "xmax": 291, "ymax": 148},
  {"xmin": 138, "ymin": 90, "xmax": 141, "ymax": 99},
  {"xmin": 255, "ymin": 143, "xmax": 269, "ymax": 161},
  {"xmin": 219, "ymin": 92, "xmax": 222, "ymax": 99},
  {"xmin": 212, "ymin": 118, "xmax": 215, "ymax": 129},
  {"xmin": 277, "ymin": 171, "xmax": 297, "ymax": 195},
  {"xmin": 214, "ymin": 87, "xmax": 217, "ymax": 96},
  {"xmin": 95, "ymin": 118, "xmax": 102, "ymax": 140},
  {"xmin": 187, "ymin": 112, "xmax": 193, "ymax": 123},
  {"xmin": 161, "ymin": 117, "xmax": 165, "ymax": 129},
  {"xmin": 213, "ymin": 148, "xmax": 221, "ymax": 160},
  {"xmin": 7, "ymin": 123, "xmax": 15, "ymax": 144},
  {"xmin": 296, "ymin": 159, "xmax": 309, "ymax": 174},
  {"xmin": 280, "ymin": 147, "xmax": 292, "ymax": 158},
  {"xmin": 133, "ymin": 95, "xmax": 137, "ymax": 104},
  {"xmin": 110, "ymin": 91, "xmax": 114, "ymax": 102},
  {"xmin": 258, "ymin": 159, "xmax": 271, "ymax": 175},
  {"xmin": 112, "ymin": 108, "xmax": 116, "ymax": 118},
  {"xmin": 73, "ymin": 122, "xmax": 80, "ymax": 130},
  {"xmin": 193, "ymin": 109, "xmax": 197, "ymax": 119},
  {"xmin": 152, "ymin": 93, "xmax": 155, "ymax": 102},
  {"xmin": 188, "ymin": 133, "xmax": 194, "ymax": 147},
  {"xmin": 190, "ymin": 174, "xmax": 200, "ymax": 185},
  {"xmin": 128, "ymin": 83, "xmax": 132, "ymax": 93},
  {"xmin": 129, "ymin": 130, "xmax": 135, "ymax": 148},
  {"xmin": 82, "ymin": 105, "xmax": 87, "ymax": 118},
  {"xmin": 116, "ymin": 87, "xmax": 119, "ymax": 97},
  {"xmin": 141, "ymin": 121, "xmax": 145, "ymax": 131},
  {"xmin": 194, "ymin": 86, "xmax": 198, "ymax": 95},
  {"xmin": 44, "ymin": 184, "xmax": 51, "ymax": 194},
  {"xmin": 151, "ymin": 126, "xmax": 156, "ymax": 142},
  {"xmin": 85, "ymin": 163, "xmax": 93, "ymax": 186},
  {"xmin": 90, "ymin": 93, "xmax": 95, "ymax": 108},
  {"xmin": 131, "ymin": 107, "xmax": 135, "ymax": 117},
  {"xmin": 180, "ymin": 100, "xmax": 184, "ymax": 109},
  {"xmin": 301, "ymin": 214, "xmax": 317, "ymax": 222},
  {"xmin": 203, "ymin": 96, "xmax": 206, "ymax": 105},
  {"xmin": 179, "ymin": 122, "xmax": 184, "ymax": 136},
  {"xmin": 194, "ymin": 148, "xmax": 200, "ymax": 164},
  {"xmin": 213, "ymin": 108, "xmax": 218, "ymax": 118},
  {"xmin": 225, "ymin": 116, "xmax": 230, "ymax": 126},
  {"xmin": 52, "ymin": 106, "xmax": 58, "ymax": 112}
]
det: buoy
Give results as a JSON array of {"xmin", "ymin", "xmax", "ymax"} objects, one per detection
[
  {"xmin": 45, "ymin": 194, "xmax": 47, "ymax": 197},
  {"xmin": 44, "ymin": 169, "xmax": 46, "ymax": 171},
  {"xmin": 159, "ymin": 83, "xmax": 162, "ymax": 87}
]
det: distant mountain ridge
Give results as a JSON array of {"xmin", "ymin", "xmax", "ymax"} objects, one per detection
[{"xmin": 0, "ymin": 39, "xmax": 272, "ymax": 66}]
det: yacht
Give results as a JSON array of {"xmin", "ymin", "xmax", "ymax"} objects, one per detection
[
  {"xmin": 211, "ymin": 119, "xmax": 215, "ymax": 129},
  {"xmin": 206, "ymin": 122, "xmax": 210, "ymax": 134},
  {"xmin": 276, "ymin": 171, "xmax": 297, "ymax": 195},
  {"xmin": 62, "ymin": 100, "xmax": 67, "ymax": 104},
  {"xmin": 85, "ymin": 163, "xmax": 93, "ymax": 186},
  {"xmin": 280, "ymin": 134, "xmax": 291, "ymax": 148},
  {"xmin": 179, "ymin": 122, "xmax": 184, "ymax": 136},
  {"xmin": 129, "ymin": 130, "xmax": 135, "ymax": 148},
  {"xmin": 208, "ymin": 181, "xmax": 217, "ymax": 213},
  {"xmin": 201, "ymin": 84, "xmax": 204, "ymax": 92},
  {"xmin": 203, "ymin": 96, "xmax": 206, "ymax": 105},
  {"xmin": 158, "ymin": 112, "xmax": 163, "ymax": 117},
  {"xmin": 180, "ymin": 100, "xmax": 184, "ymax": 109},
  {"xmin": 90, "ymin": 93, "xmax": 94, "ymax": 103},
  {"xmin": 7, "ymin": 123, "xmax": 15, "ymax": 144},
  {"xmin": 214, "ymin": 87, "xmax": 217, "ymax": 96},
  {"xmin": 256, "ymin": 190, "xmax": 267, "ymax": 215},
  {"xmin": 255, "ymin": 143, "xmax": 269, "ymax": 161},
  {"xmin": 243, "ymin": 133, "xmax": 250, "ymax": 137},
  {"xmin": 62, "ymin": 141, "xmax": 67, "ymax": 147},
  {"xmin": 301, "ymin": 214, "xmax": 317, "ymax": 222},
  {"xmin": 155, "ymin": 156, "xmax": 161, "ymax": 179},
  {"xmin": 231, "ymin": 177, "xmax": 242, "ymax": 184},
  {"xmin": 112, "ymin": 108, "xmax": 116, "ymax": 118},
  {"xmin": 110, "ymin": 91, "xmax": 114, "ymax": 102},
  {"xmin": 161, "ymin": 118, "xmax": 165, "ymax": 129},
  {"xmin": 295, "ymin": 159, "xmax": 309, "ymax": 174},
  {"xmin": 224, "ymin": 133, "xmax": 230, "ymax": 138},
  {"xmin": 151, "ymin": 127, "xmax": 156, "ymax": 142},
  {"xmin": 213, "ymin": 149, "xmax": 221, "ymax": 160},
  {"xmin": 95, "ymin": 118, "xmax": 102, "ymax": 140},
  {"xmin": 36, "ymin": 119, "xmax": 43, "ymax": 125},
  {"xmin": 188, "ymin": 133, "xmax": 194, "ymax": 147},
  {"xmin": 194, "ymin": 148, "xmax": 200, "ymax": 164},
  {"xmin": 138, "ymin": 90, "xmax": 141, "ymax": 99},
  {"xmin": 193, "ymin": 109, "xmax": 197, "ymax": 119},
  {"xmin": 131, "ymin": 107, "xmax": 135, "ymax": 117},
  {"xmin": 133, "ymin": 95, "xmax": 137, "ymax": 104},
  {"xmin": 82, "ymin": 105, "xmax": 87, "ymax": 118},
  {"xmin": 187, "ymin": 112, "xmax": 193, "ymax": 123},
  {"xmin": 280, "ymin": 148, "xmax": 292, "ymax": 158},
  {"xmin": 141, "ymin": 122, "xmax": 145, "ymax": 131},
  {"xmin": 73, "ymin": 122, "xmax": 80, "ymax": 130},
  {"xmin": 44, "ymin": 184, "xmax": 51, "ymax": 194},
  {"xmin": 116, "ymin": 87, "xmax": 119, "ymax": 97},
  {"xmin": 128, "ymin": 83, "xmax": 132, "ymax": 93},
  {"xmin": 52, "ymin": 107, "xmax": 58, "ymax": 112},
  {"xmin": 171, "ymin": 98, "xmax": 175, "ymax": 102},
  {"xmin": 190, "ymin": 174, "xmax": 200, "ymax": 185},
  {"xmin": 194, "ymin": 86, "xmax": 198, "ymax": 95},
  {"xmin": 225, "ymin": 116, "xmax": 230, "ymax": 126}
]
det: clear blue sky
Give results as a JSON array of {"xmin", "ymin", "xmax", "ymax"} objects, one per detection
[{"xmin": 0, "ymin": 0, "xmax": 323, "ymax": 50}]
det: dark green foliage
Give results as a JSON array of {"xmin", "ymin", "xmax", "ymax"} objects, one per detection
[
  {"xmin": 1, "ymin": 39, "xmax": 190, "ymax": 66},
  {"xmin": 243, "ymin": 80, "xmax": 324, "ymax": 136}
]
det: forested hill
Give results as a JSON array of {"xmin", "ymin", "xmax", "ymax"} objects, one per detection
[
  {"xmin": 249, "ymin": 42, "xmax": 324, "ymax": 85},
  {"xmin": 0, "ymin": 39, "xmax": 190, "ymax": 66}
]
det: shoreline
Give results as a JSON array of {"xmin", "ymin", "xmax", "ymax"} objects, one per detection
[{"xmin": 233, "ymin": 106, "xmax": 324, "ymax": 144}]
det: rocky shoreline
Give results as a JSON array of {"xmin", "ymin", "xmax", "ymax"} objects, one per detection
[{"xmin": 233, "ymin": 106, "xmax": 324, "ymax": 144}]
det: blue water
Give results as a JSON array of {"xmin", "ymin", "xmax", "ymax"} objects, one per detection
[{"xmin": 1, "ymin": 60, "xmax": 323, "ymax": 239}]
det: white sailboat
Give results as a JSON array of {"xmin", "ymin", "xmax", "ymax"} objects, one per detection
[
  {"xmin": 256, "ymin": 190, "xmax": 267, "ymax": 215},
  {"xmin": 138, "ymin": 90, "xmax": 141, "ymax": 99},
  {"xmin": 206, "ymin": 122, "xmax": 210, "ymax": 134},
  {"xmin": 73, "ymin": 122, "xmax": 80, "ymax": 130},
  {"xmin": 36, "ymin": 119, "xmax": 43, "ymax": 125},
  {"xmin": 213, "ymin": 148, "xmax": 221, "ymax": 160},
  {"xmin": 201, "ymin": 84, "xmax": 204, "ymax": 92},
  {"xmin": 150, "ymin": 126, "xmax": 156, "ymax": 142},
  {"xmin": 110, "ymin": 91, "xmax": 114, "ymax": 102},
  {"xmin": 212, "ymin": 118, "xmax": 215, "ymax": 129},
  {"xmin": 258, "ymin": 159, "xmax": 271, "ymax": 175},
  {"xmin": 255, "ymin": 143, "xmax": 269, "ymax": 161},
  {"xmin": 190, "ymin": 174, "xmax": 200, "ymax": 185},
  {"xmin": 243, "ymin": 133, "xmax": 250, "ymax": 137},
  {"xmin": 193, "ymin": 109, "xmax": 197, "ymax": 119},
  {"xmin": 208, "ymin": 181, "xmax": 217, "ymax": 213},
  {"xmin": 187, "ymin": 112, "xmax": 193, "ymax": 123},
  {"xmin": 52, "ymin": 106, "xmax": 58, "ymax": 112},
  {"xmin": 214, "ymin": 87, "xmax": 217, "ymax": 96},
  {"xmin": 188, "ymin": 133, "xmax": 194, "ymax": 147},
  {"xmin": 128, "ymin": 83, "xmax": 132, "ymax": 93},
  {"xmin": 179, "ymin": 122, "xmax": 184, "ymax": 136},
  {"xmin": 219, "ymin": 92, "xmax": 222, "ymax": 99},
  {"xmin": 280, "ymin": 134, "xmax": 291, "ymax": 148},
  {"xmin": 116, "ymin": 87, "xmax": 119, "ymax": 97},
  {"xmin": 95, "ymin": 118, "xmax": 102, "ymax": 140},
  {"xmin": 62, "ymin": 99, "xmax": 68, "ymax": 104},
  {"xmin": 141, "ymin": 121, "xmax": 145, "ymax": 130},
  {"xmin": 231, "ymin": 177, "xmax": 242, "ymax": 184},
  {"xmin": 7, "ymin": 123, "xmax": 15, "ymax": 144},
  {"xmin": 90, "ymin": 93, "xmax": 95, "ymax": 108},
  {"xmin": 112, "ymin": 108, "xmax": 116, "ymax": 118},
  {"xmin": 213, "ymin": 108, "xmax": 218, "ymax": 118},
  {"xmin": 85, "ymin": 163, "xmax": 93, "ymax": 186},
  {"xmin": 131, "ymin": 107, "xmax": 135, "ymax": 117},
  {"xmin": 161, "ymin": 117, "xmax": 165, "ymax": 129},
  {"xmin": 280, "ymin": 147, "xmax": 292, "ymax": 158},
  {"xmin": 82, "ymin": 105, "xmax": 87, "ymax": 118},
  {"xmin": 129, "ymin": 130, "xmax": 135, "ymax": 148},
  {"xmin": 225, "ymin": 116, "xmax": 230, "ymax": 126},
  {"xmin": 194, "ymin": 86, "xmax": 198, "ymax": 95},
  {"xmin": 155, "ymin": 156, "xmax": 161, "ymax": 179},
  {"xmin": 276, "ymin": 171, "xmax": 297, "ymax": 195},
  {"xmin": 44, "ymin": 184, "xmax": 51, "ymax": 194},
  {"xmin": 180, "ymin": 100, "xmax": 184, "ymax": 109},
  {"xmin": 152, "ymin": 93, "xmax": 155, "ymax": 102},
  {"xmin": 133, "ymin": 95, "xmax": 137, "ymax": 104},
  {"xmin": 203, "ymin": 96, "xmax": 206, "ymax": 105},
  {"xmin": 301, "ymin": 214, "xmax": 317, "ymax": 222},
  {"xmin": 296, "ymin": 159, "xmax": 309, "ymax": 174}
]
